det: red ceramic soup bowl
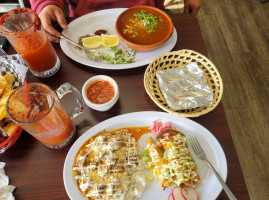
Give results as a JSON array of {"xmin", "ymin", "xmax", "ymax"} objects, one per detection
[{"xmin": 115, "ymin": 6, "xmax": 174, "ymax": 52}]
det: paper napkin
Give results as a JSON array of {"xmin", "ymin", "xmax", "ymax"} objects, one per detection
[{"xmin": 0, "ymin": 162, "xmax": 15, "ymax": 200}]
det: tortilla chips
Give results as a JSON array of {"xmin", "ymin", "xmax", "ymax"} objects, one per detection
[{"xmin": 0, "ymin": 74, "xmax": 17, "ymax": 137}]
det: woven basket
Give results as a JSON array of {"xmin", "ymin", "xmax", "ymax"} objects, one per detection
[{"xmin": 144, "ymin": 49, "xmax": 223, "ymax": 117}]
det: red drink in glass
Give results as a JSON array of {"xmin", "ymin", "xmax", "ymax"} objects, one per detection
[
  {"xmin": 0, "ymin": 8, "xmax": 60, "ymax": 78},
  {"xmin": 6, "ymin": 83, "xmax": 84, "ymax": 149}
]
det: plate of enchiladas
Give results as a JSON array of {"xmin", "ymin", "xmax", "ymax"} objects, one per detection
[{"xmin": 63, "ymin": 111, "xmax": 227, "ymax": 200}]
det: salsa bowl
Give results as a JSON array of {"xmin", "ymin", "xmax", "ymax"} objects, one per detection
[
  {"xmin": 82, "ymin": 75, "xmax": 119, "ymax": 112},
  {"xmin": 115, "ymin": 6, "xmax": 174, "ymax": 52}
]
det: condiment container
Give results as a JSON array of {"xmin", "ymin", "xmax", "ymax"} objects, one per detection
[{"xmin": 82, "ymin": 75, "xmax": 119, "ymax": 111}]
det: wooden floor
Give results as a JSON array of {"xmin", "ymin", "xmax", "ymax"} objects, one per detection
[{"xmin": 167, "ymin": 0, "xmax": 269, "ymax": 199}]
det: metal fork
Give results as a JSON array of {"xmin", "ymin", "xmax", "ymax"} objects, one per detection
[{"xmin": 189, "ymin": 135, "xmax": 237, "ymax": 200}]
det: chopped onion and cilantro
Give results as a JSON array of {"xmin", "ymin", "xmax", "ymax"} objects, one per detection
[
  {"xmin": 133, "ymin": 10, "xmax": 163, "ymax": 33},
  {"xmin": 103, "ymin": 47, "xmax": 137, "ymax": 64},
  {"xmin": 123, "ymin": 10, "xmax": 164, "ymax": 38},
  {"xmin": 78, "ymin": 35, "xmax": 137, "ymax": 64}
]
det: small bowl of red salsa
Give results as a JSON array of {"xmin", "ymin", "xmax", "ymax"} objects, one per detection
[{"xmin": 82, "ymin": 75, "xmax": 119, "ymax": 111}]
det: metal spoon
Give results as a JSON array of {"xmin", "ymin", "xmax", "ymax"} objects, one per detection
[{"xmin": 59, "ymin": 34, "xmax": 96, "ymax": 57}]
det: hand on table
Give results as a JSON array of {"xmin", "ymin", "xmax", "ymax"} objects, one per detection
[
  {"xmin": 184, "ymin": 0, "xmax": 202, "ymax": 15},
  {"xmin": 39, "ymin": 5, "xmax": 68, "ymax": 43}
]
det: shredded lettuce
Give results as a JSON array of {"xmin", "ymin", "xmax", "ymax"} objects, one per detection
[{"xmin": 141, "ymin": 150, "xmax": 153, "ymax": 168}]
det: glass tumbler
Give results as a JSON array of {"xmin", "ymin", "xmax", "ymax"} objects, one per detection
[
  {"xmin": 0, "ymin": 8, "xmax": 60, "ymax": 78},
  {"xmin": 6, "ymin": 83, "xmax": 84, "ymax": 149}
]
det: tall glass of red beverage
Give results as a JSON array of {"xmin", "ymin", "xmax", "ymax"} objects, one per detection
[{"xmin": 0, "ymin": 8, "xmax": 60, "ymax": 78}]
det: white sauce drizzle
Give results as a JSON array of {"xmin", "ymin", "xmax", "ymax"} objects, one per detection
[
  {"xmin": 157, "ymin": 134, "xmax": 199, "ymax": 187},
  {"xmin": 73, "ymin": 129, "xmax": 146, "ymax": 199}
]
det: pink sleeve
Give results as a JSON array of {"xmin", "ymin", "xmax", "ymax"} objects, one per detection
[{"xmin": 29, "ymin": 0, "xmax": 65, "ymax": 15}]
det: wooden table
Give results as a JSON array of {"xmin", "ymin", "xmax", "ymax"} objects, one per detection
[{"xmin": 1, "ymin": 14, "xmax": 249, "ymax": 200}]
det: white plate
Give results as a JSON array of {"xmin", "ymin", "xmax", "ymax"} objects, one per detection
[
  {"xmin": 60, "ymin": 8, "xmax": 177, "ymax": 70},
  {"xmin": 63, "ymin": 111, "xmax": 227, "ymax": 200}
]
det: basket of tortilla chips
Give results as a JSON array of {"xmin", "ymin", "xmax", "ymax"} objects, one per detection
[{"xmin": 0, "ymin": 54, "xmax": 27, "ymax": 153}]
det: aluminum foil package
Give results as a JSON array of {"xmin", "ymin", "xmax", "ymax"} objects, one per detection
[{"xmin": 156, "ymin": 63, "xmax": 213, "ymax": 110}]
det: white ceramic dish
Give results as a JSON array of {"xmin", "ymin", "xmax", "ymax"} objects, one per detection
[
  {"xmin": 63, "ymin": 111, "xmax": 227, "ymax": 200},
  {"xmin": 60, "ymin": 8, "xmax": 177, "ymax": 70},
  {"xmin": 82, "ymin": 75, "xmax": 119, "ymax": 111}
]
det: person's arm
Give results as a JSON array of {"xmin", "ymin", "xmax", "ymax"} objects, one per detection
[
  {"xmin": 184, "ymin": 0, "xmax": 202, "ymax": 15},
  {"xmin": 30, "ymin": 0, "xmax": 67, "ymax": 42},
  {"xmin": 30, "ymin": 0, "xmax": 64, "ymax": 15}
]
